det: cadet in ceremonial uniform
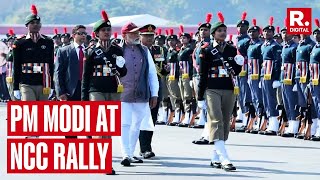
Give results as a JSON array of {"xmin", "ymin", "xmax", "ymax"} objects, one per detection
[
  {"xmin": 279, "ymin": 20, "xmax": 299, "ymax": 137},
  {"xmin": 13, "ymin": 5, "xmax": 54, "ymax": 102},
  {"xmin": 246, "ymin": 19, "xmax": 263, "ymax": 133},
  {"xmin": 61, "ymin": 27, "xmax": 71, "ymax": 47},
  {"xmin": 177, "ymin": 25, "xmax": 195, "ymax": 127},
  {"xmin": 166, "ymin": 29, "xmax": 183, "ymax": 126},
  {"xmin": 198, "ymin": 12, "xmax": 243, "ymax": 171},
  {"xmin": 309, "ymin": 19, "xmax": 320, "ymax": 141},
  {"xmin": 235, "ymin": 12, "xmax": 252, "ymax": 132},
  {"xmin": 81, "ymin": 10, "xmax": 127, "ymax": 175},
  {"xmin": 192, "ymin": 13, "xmax": 213, "ymax": 144},
  {"xmin": 5, "ymin": 29, "xmax": 16, "ymax": 101},
  {"xmin": 52, "ymin": 28, "xmax": 62, "ymax": 57},
  {"xmin": 138, "ymin": 24, "xmax": 169, "ymax": 158},
  {"xmin": 295, "ymin": 32, "xmax": 316, "ymax": 139},
  {"xmin": 259, "ymin": 17, "xmax": 282, "ymax": 135},
  {"xmin": 273, "ymin": 27, "xmax": 283, "ymax": 45}
]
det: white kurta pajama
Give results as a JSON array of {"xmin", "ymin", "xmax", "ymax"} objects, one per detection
[{"xmin": 120, "ymin": 44, "xmax": 159, "ymax": 158}]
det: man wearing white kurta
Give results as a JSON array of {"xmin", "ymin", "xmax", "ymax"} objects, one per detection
[{"xmin": 119, "ymin": 22, "xmax": 159, "ymax": 166}]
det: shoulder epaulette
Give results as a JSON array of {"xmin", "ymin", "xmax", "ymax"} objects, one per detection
[
  {"xmin": 16, "ymin": 35, "xmax": 26, "ymax": 40},
  {"xmin": 85, "ymin": 43, "xmax": 95, "ymax": 51}
]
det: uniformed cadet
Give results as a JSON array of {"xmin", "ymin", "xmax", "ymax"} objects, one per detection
[
  {"xmin": 5, "ymin": 29, "xmax": 16, "ymax": 101},
  {"xmin": 81, "ymin": 10, "xmax": 127, "ymax": 175},
  {"xmin": 177, "ymin": 25, "xmax": 195, "ymax": 127},
  {"xmin": 166, "ymin": 29, "xmax": 183, "ymax": 126},
  {"xmin": 89, "ymin": 32, "xmax": 98, "ymax": 46},
  {"xmin": 279, "ymin": 20, "xmax": 299, "ymax": 137},
  {"xmin": 138, "ymin": 24, "xmax": 169, "ymax": 158},
  {"xmin": 197, "ymin": 12, "xmax": 243, "ymax": 171},
  {"xmin": 13, "ymin": 5, "xmax": 54, "ymax": 102},
  {"xmin": 259, "ymin": 17, "xmax": 282, "ymax": 135},
  {"xmin": 246, "ymin": 19, "xmax": 264, "ymax": 133},
  {"xmin": 273, "ymin": 26, "xmax": 283, "ymax": 45},
  {"xmin": 235, "ymin": 12, "xmax": 252, "ymax": 132},
  {"xmin": 61, "ymin": 27, "xmax": 71, "ymax": 47},
  {"xmin": 295, "ymin": 33, "xmax": 316, "ymax": 139},
  {"xmin": 111, "ymin": 32, "xmax": 121, "ymax": 45},
  {"xmin": 192, "ymin": 13, "xmax": 212, "ymax": 144},
  {"xmin": 309, "ymin": 19, "xmax": 320, "ymax": 141},
  {"xmin": 52, "ymin": 28, "xmax": 62, "ymax": 56}
]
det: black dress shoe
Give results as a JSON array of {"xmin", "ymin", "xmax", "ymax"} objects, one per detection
[
  {"xmin": 178, "ymin": 123, "xmax": 189, "ymax": 127},
  {"xmin": 221, "ymin": 164, "xmax": 237, "ymax": 171},
  {"xmin": 120, "ymin": 157, "xmax": 131, "ymax": 166},
  {"xmin": 130, "ymin": 156, "xmax": 143, "ymax": 163},
  {"xmin": 140, "ymin": 151, "xmax": 155, "ymax": 159},
  {"xmin": 311, "ymin": 136, "xmax": 320, "ymax": 141},
  {"xmin": 156, "ymin": 121, "xmax": 166, "ymax": 125},
  {"xmin": 250, "ymin": 129, "xmax": 259, "ymax": 134},
  {"xmin": 264, "ymin": 130, "xmax": 277, "ymax": 136},
  {"xmin": 235, "ymin": 126, "xmax": 246, "ymax": 132},
  {"xmin": 167, "ymin": 122, "xmax": 177, "ymax": 126},
  {"xmin": 295, "ymin": 133, "xmax": 305, "ymax": 139},
  {"xmin": 106, "ymin": 168, "xmax": 116, "ymax": 175},
  {"xmin": 281, "ymin": 133, "xmax": 295, "ymax": 137},
  {"xmin": 210, "ymin": 162, "xmax": 222, "ymax": 169},
  {"xmin": 258, "ymin": 130, "xmax": 265, "ymax": 135},
  {"xmin": 192, "ymin": 125, "xmax": 205, "ymax": 129},
  {"xmin": 192, "ymin": 137, "xmax": 209, "ymax": 144}
]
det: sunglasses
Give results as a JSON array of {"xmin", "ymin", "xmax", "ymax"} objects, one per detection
[{"xmin": 75, "ymin": 32, "xmax": 87, "ymax": 35}]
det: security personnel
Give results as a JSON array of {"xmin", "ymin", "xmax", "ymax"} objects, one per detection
[
  {"xmin": 5, "ymin": 29, "xmax": 16, "ymax": 101},
  {"xmin": 197, "ymin": 12, "xmax": 243, "ymax": 171},
  {"xmin": 295, "ymin": 33, "xmax": 316, "ymax": 139},
  {"xmin": 279, "ymin": 22, "xmax": 299, "ymax": 138},
  {"xmin": 81, "ymin": 10, "xmax": 127, "ymax": 175},
  {"xmin": 138, "ymin": 24, "xmax": 168, "ymax": 159},
  {"xmin": 246, "ymin": 19, "xmax": 263, "ymax": 133},
  {"xmin": 13, "ymin": 5, "xmax": 54, "ymax": 102},
  {"xmin": 259, "ymin": 17, "xmax": 282, "ymax": 136},
  {"xmin": 61, "ymin": 27, "xmax": 71, "ymax": 47},
  {"xmin": 235, "ymin": 12, "xmax": 252, "ymax": 132},
  {"xmin": 309, "ymin": 19, "xmax": 320, "ymax": 141},
  {"xmin": 166, "ymin": 29, "xmax": 182, "ymax": 126},
  {"xmin": 177, "ymin": 25, "xmax": 195, "ymax": 127}
]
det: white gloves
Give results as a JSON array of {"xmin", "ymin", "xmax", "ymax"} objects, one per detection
[
  {"xmin": 116, "ymin": 56, "xmax": 125, "ymax": 68},
  {"xmin": 189, "ymin": 81, "xmax": 193, "ymax": 88},
  {"xmin": 234, "ymin": 55, "xmax": 245, "ymax": 66},
  {"xmin": 272, "ymin": 81, "xmax": 281, "ymax": 89},
  {"xmin": 292, "ymin": 84, "xmax": 298, "ymax": 92},
  {"xmin": 197, "ymin": 100, "xmax": 206, "ymax": 109},
  {"xmin": 259, "ymin": 81, "xmax": 262, "ymax": 89},
  {"xmin": 14, "ymin": 90, "xmax": 21, "ymax": 100}
]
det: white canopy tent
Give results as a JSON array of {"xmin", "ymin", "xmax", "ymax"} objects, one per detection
[{"xmin": 89, "ymin": 14, "xmax": 171, "ymax": 27}]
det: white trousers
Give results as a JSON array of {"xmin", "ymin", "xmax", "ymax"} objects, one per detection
[{"xmin": 120, "ymin": 102, "xmax": 151, "ymax": 158}]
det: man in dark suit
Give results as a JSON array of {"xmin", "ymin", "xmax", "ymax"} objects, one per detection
[{"xmin": 54, "ymin": 25, "xmax": 87, "ymax": 101}]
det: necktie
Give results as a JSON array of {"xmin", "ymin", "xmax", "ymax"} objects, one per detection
[{"xmin": 79, "ymin": 46, "xmax": 84, "ymax": 80}]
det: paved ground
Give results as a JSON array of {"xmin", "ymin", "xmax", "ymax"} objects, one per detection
[{"xmin": 1, "ymin": 103, "xmax": 320, "ymax": 180}]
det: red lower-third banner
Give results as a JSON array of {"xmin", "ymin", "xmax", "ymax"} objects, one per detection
[{"xmin": 7, "ymin": 138, "xmax": 112, "ymax": 174}]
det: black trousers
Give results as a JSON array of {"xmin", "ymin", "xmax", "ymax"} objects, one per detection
[
  {"xmin": 139, "ymin": 99, "xmax": 160, "ymax": 153},
  {"xmin": 65, "ymin": 80, "xmax": 81, "ymax": 139}
]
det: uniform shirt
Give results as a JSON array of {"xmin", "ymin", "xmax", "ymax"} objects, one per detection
[
  {"xmin": 178, "ymin": 44, "xmax": 194, "ymax": 78},
  {"xmin": 247, "ymin": 39, "xmax": 263, "ymax": 76},
  {"xmin": 281, "ymin": 40, "xmax": 298, "ymax": 81},
  {"xmin": 260, "ymin": 39, "xmax": 282, "ymax": 80},
  {"xmin": 81, "ymin": 42, "xmax": 127, "ymax": 100},
  {"xmin": 12, "ymin": 33, "xmax": 54, "ymax": 90},
  {"xmin": 237, "ymin": 34, "xmax": 250, "ymax": 58},
  {"xmin": 310, "ymin": 42, "xmax": 320, "ymax": 64},
  {"xmin": 197, "ymin": 40, "xmax": 242, "ymax": 101},
  {"xmin": 167, "ymin": 47, "xmax": 180, "ymax": 79},
  {"xmin": 295, "ymin": 37, "xmax": 315, "ymax": 79},
  {"xmin": 149, "ymin": 45, "xmax": 168, "ymax": 77}
]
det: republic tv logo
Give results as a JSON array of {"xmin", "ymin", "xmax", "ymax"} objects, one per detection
[{"xmin": 287, "ymin": 8, "xmax": 312, "ymax": 35}]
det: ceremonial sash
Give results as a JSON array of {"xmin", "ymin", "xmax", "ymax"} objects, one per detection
[
  {"xmin": 239, "ymin": 59, "xmax": 247, "ymax": 77},
  {"xmin": 310, "ymin": 63, "xmax": 319, "ymax": 86},
  {"xmin": 6, "ymin": 62, "xmax": 13, "ymax": 83},
  {"xmin": 296, "ymin": 61, "xmax": 308, "ymax": 83},
  {"xmin": 282, "ymin": 63, "xmax": 294, "ymax": 85},
  {"xmin": 169, "ymin": 63, "xmax": 176, "ymax": 81},
  {"xmin": 182, "ymin": 61, "xmax": 189, "ymax": 79},
  {"xmin": 263, "ymin": 60, "xmax": 273, "ymax": 80},
  {"xmin": 249, "ymin": 59, "xmax": 259, "ymax": 80},
  {"xmin": 42, "ymin": 63, "xmax": 51, "ymax": 95}
]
